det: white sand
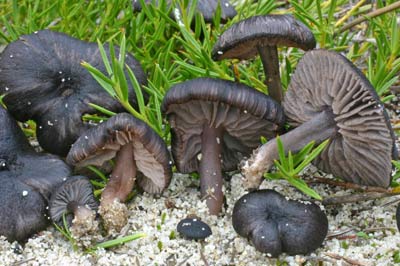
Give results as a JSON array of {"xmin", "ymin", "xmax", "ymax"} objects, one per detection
[{"xmin": 1, "ymin": 166, "xmax": 399, "ymax": 266}]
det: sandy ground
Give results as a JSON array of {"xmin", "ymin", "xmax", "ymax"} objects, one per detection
[{"xmin": 1, "ymin": 165, "xmax": 400, "ymax": 266}]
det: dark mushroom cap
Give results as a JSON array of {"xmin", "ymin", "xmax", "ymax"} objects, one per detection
[
  {"xmin": 177, "ymin": 217, "xmax": 212, "ymax": 240},
  {"xmin": 67, "ymin": 113, "xmax": 171, "ymax": 194},
  {"xmin": 232, "ymin": 189, "xmax": 328, "ymax": 257},
  {"xmin": 132, "ymin": 0, "xmax": 237, "ymax": 23},
  {"xmin": 162, "ymin": 77, "xmax": 284, "ymax": 173},
  {"xmin": 0, "ymin": 30, "xmax": 148, "ymax": 156},
  {"xmin": 212, "ymin": 14, "xmax": 316, "ymax": 61},
  {"xmin": 0, "ymin": 106, "xmax": 71, "ymax": 242},
  {"xmin": 49, "ymin": 175, "xmax": 98, "ymax": 226},
  {"xmin": 283, "ymin": 49, "xmax": 397, "ymax": 187}
]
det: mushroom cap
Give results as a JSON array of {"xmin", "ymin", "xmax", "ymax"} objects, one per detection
[
  {"xmin": 283, "ymin": 49, "xmax": 397, "ymax": 187},
  {"xmin": 66, "ymin": 113, "xmax": 171, "ymax": 194},
  {"xmin": 49, "ymin": 175, "xmax": 98, "ymax": 226},
  {"xmin": 0, "ymin": 30, "xmax": 148, "ymax": 156},
  {"xmin": 177, "ymin": 217, "xmax": 212, "ymax": 240},
  {"xmin": 0, "ymin": 106, "xmax": 71, "ymax": 242},
  {"xmin": 212, "ymin": 14, "xmax": 316, "ymax": 61},
  {"xmin": 0, "ymin": 177, "xmax": 48, "ymax": 243},
  {"xmin": 132, "ymin": 0, "xmax": 237, "ymax": 23},
  {"xmin": 232, "ymin": 189, "xmax": 328, "ymax": 257},
  {"xmin": 162, "ymin": 77, "xmax": 284, "ymax": 173}
]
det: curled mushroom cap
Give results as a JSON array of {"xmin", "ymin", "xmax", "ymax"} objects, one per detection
[
  {"xmin": 50, "ymin": 176, "xmax": 98, "ymax": 239},
  {"xmin": 0, "ymin": 30, "xmax": 148, "ymax": 156},
  {"xmin": 162, "ymin": 78, "xmax": 284, "ymax": 214},
  {"xmin": 232, "ymin": 189, "xmax": 328, "ymax": 257},
  {"xmin": 212, "ymin": 14, "xmax": 316, "ymax": 103},
  {"xmin": 0, "ymin": 106, "xmax": 71, "ymax": 242},
  {"xmin": 242, "ymin": 49, "xmax": 397, "ymax": 189},
  {"xmin": 67, "ymin": 113, "xmax": 171, "ymax": 234},
  {"xmin": 132, "ymin": 0, "xmax": 237, "ymax": 23}
]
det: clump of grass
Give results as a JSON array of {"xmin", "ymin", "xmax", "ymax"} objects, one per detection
[{"xmin": 264, "ymin": 137, "xmax": 329, "ymax": 200}]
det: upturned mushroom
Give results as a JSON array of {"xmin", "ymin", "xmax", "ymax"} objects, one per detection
[
  {"xmin": 0, "ymin": 30, "xmax": 148, "ymax": 156},
  {"xmin": 132, "ymin": 0, "xmax": 237, "ymax": 23},
  {"xmin": 242, "ymin": 49, "xmax": 398, "ymax": 189},
  {"xmin": 0, "ymin": 106, "xmax": 71, "ymax": 242},
  {"xmin": 162, "ymin": 78, "xmax": 284, "ymax": 215},
  {"xmin": 49, "ymin": 176, "xmax": 98, "ymax": 241},
  {"xmin": 212, "ymin": 14, "xmax": 316, "ymax": 103},
  {"xmin": 67, "ymin": 113, "xmax": 171, "ymax": 234},
  {"xmin": 232, "ymin": 189, "xmax": 328, "ymax": 257}
]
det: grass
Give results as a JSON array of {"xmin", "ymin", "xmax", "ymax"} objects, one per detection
[{"xmin": 1, "ymin": 0, "xmax": 400, "ymax": 208}]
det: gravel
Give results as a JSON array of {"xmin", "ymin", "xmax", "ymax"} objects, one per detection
[{"xmin": 1, "ymin": 165, "xmax": 400, "ymax": 266}]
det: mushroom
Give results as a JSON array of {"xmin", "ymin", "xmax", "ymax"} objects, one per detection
[
  {"xmin": 212, "ymin": 14, "xmax": 316, "ymax": 103},
  {"xmin": 232, "ymin": 189, "xmax": 328, "ymax": 257},
  {"xmin": 132, "ymin": 0, "xmax": 237, "ymax": 23},
  {"xmin": 177, "ymin": 217, "xmax": 212, "ymax": 240},
  {"xmin": 242, "ymin": 49, "xmax": 398, "ymax": 189},
  {"xmin": 49, "ymin": 176, "xmax": 99, "ymax": 240},
  {"xmin": 0, "ymin": 30, "xmax": 148, "ymax": 156},
  {"xmin": 162, "ymin": 78, "xmax": 284, "ymax": 215},
  {"xmin": 66, "ymin": 113, "xmax": 171, "ymax": 234},
  {"xmin": 0, "ymin": 106, "xmax": 71, "ymax": 242}
]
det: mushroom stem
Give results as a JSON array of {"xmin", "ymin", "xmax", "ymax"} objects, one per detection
[
  {"xmin": 257, "ymin": 45, "xmax": 283, "ymax": 103},
  {"xmin": 199, "ymin": 125, "xmax": 224, "ymax": 215},
  {"xmin": 67, "ymin": 201, "xmax": 94, "ymax": 221},
  {"xmin": 101, "ymin": 143, "xmax": 136, "ymax": 206},
  {"xmin": 242, "ymin": 110, "xmax": 337, "ymax": 189}
]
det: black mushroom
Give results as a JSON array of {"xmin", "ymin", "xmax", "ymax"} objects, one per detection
[
  {"xmin": 132, "ymin": 0, "xmax": 237, "ymax": 23},
  {"xmin": 0, "ymin": 106, "xmax": 71, "ymax": 242},
  {"xmin": 232, "ymin": 189, "xmax": 328, "ymax": 257},
  {"xmin": 0, "ymin": 30, "xmax": 148, "ymax": 156},
  {"xmin": 162, "ymin": 78, "xmax": 284, "ymax": 215},
  {"xmin": 242, "ymin": 49, "xmax": 398, "ymax": 189},
  {"xmin": 212, "ymin": 14, "xmax": 316, "ymax": 103},
  {"xmin": 177, "ymin": 217, "xmax": 212, "ymax": 240},
  {"xmin": 67, "ymin": 113, "xmax": 171, "ymax": 234},
  {"xmin": 49, "ymin": 176, "xmax": 98, "ymax": 239}
]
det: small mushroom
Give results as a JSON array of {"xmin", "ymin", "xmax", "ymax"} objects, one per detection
[
  {"xmin": 0, "ymin": 30, "xmax": 148, "ymax": 156},
  {"xmin": 177, "ymin": 217, "xmax": 212, "ymax": 240},
  {"xmin": 212, "ymin": 14, "xmax": 316, "ymax": 103},
  {"xmin": 0, "ymin": 106, "xmax": 71, "ymax": 242},
  {"xmin": 162, "ymin": 78, "xmax": 284, "ymax": 215},
  {"xmin": 132, "ymin": 0, "xmax": 237, "ymax": 23},
  {"xmin": 242, "ymin": 49, "xmax": 397, "ymax": 189},
  {"xmin": 49, "ymin": 176, "xmax": 99, "ymax": 240},
  {"xmin": 232, "ymin": 189, "xmax": 328, "ymax": 257},
  {"xmin": 67, "ymin": 113, "xmax": 171, "ymax": 234}
]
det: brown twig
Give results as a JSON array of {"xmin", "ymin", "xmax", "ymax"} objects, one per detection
[
  {"xmin": 11, "ymin": 258, "xmax": 36, "ymax": 266},
  {"xmin": 323, "ymin": 252, "xmax": 370, "ymax": 266},
  {"xmin": 336, "ymin": 1, "xmax": 400, "ymax": 34},
  {"xmin": 322, "ymin": 191, "xmax": 399, "ymax": 205},
  {"xmin": 199, "ymin": 243, "xmax": 210, "ymax": 266},
  {"xmin": 308, "ymin": 176, "xmax": 389, "ymax": 193}
]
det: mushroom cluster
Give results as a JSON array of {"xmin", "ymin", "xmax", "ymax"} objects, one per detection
[
  {"xmin": 132, "ymin": 0, "xmax": 237, "ymax": 23},
  {"xmin": 0, "ymin": 30, "xmax": 155, "ymax": 239}
]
